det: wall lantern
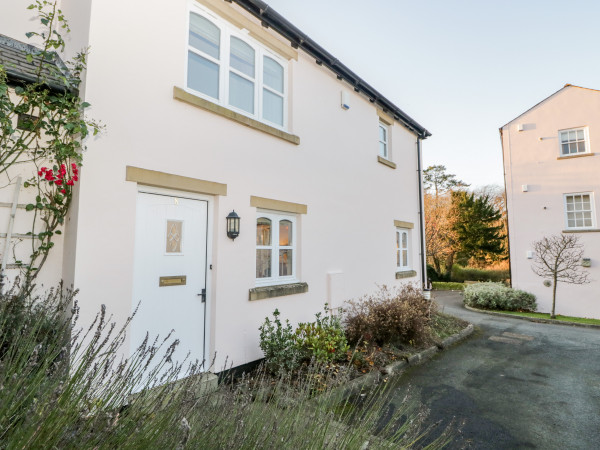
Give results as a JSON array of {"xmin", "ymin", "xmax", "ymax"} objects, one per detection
[{"xmin": 226, "ymin": 210, "xmax": 240, "ymax": 241}]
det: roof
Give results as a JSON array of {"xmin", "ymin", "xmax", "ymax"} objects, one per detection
[
  {"xmin": 0, "ymin": 34, "xmax": 71, "ymax": 93},
  {"xmin": 500, "ymin": 84, "xmax": 600, "ymax": 130},
  {"xmin": 231, "ymin": 0, "xmax": 431, "ymax": 139}
]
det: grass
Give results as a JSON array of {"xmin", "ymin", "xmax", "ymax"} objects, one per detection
[
  {"xmin": 432, "ymin": 282, "xmax": 465, "ymax": 291},
  {"xmin": 490, "ymin": 310, "xmax": 600, "ymax": 325},
  {"xmin": 430, "ymin": 312, "xmax": 469, "ymax": 340}
]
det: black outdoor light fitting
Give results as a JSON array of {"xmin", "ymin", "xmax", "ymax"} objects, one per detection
[{"xmin": 226, "ymin": 210, "xmax": 240, "ymax": 240}]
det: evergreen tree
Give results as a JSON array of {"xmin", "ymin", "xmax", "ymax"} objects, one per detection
[{"xmin": 452, "ymin": 191, "xmax": 505, "ymax": 265}]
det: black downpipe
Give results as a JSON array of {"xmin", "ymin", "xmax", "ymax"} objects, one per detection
[{"xmin": 416, "ymin": 138, "xmax": 427, "ymax": 289}]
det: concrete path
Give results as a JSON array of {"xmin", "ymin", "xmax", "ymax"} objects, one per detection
[{"xmin": 387, "ymin": 291, "xmax": 600, "ymax": 449}]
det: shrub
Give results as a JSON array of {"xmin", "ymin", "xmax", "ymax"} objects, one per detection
[
  {"xmin": 344, "ymin": 285, "xmax": 435, "ymax": 346},
  {"xmin": 0, "ymin": 285, "xmax": 451, "ymax": 448},
  {"xmin": 451, "ymin": 265, "xmax": 509, "ymax": 283},
  {"xmin": 0, "ymin": 282, "xmax": 209, "ymax": 448},
  {"xmin": 432, "ymin": 282, "xmax": 465, "ymax": 291},
  {"xmin": 427, "ymin": 265, "xmax": 450, "ymax": 282},
  {"xmin": 463, "ymin": 282, "xmax": 536, "ymax": 311},
  {"xmin": 294, "ymin": 306, "xmax": 349, "ymax": 364},
  {"xmin": 258, "ymin": 309, "xmax": 302, "ymax": 374}
]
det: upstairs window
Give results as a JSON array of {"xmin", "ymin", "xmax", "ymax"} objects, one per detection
[
  {"xmin": 564, "ymin": 193, "xmax": 595, "ymax": 229},
  {"xmin": 186, "ymin": 8, "xmax": 287, "ymax": 129},
  {"xmin": 188, "ymin": 13, "xmax": 221, "ymax": 99},
  {"xmin": 379, "ymin": 121, "xmax": 389, "ymax": 158},
  {"xmin": 559, "ymin": 128, "xmax": 589, "ymax": 156}
]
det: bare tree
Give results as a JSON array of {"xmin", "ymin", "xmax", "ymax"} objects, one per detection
[{"xmin": 531, "ymin": 234, "xmax": 590, "ymax": 318}]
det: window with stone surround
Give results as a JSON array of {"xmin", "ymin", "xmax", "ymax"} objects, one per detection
[
  {"xmin": 559, "ymin": 128, "xmax": 589, "ymax": 156},
  {"xmin": 187, "ymin": 5, "xmax": 287, "ymax": 129},
  {"xmin": 564, "ymin": 192, "xmax": 595, "ymax": 230},
  {"xmin": 256, "ymin": 211, "xmax": 297, "ymax": 286},
  {"xmin": 396, "ymin": 228, "xmax": 411, "ymax": 271}
]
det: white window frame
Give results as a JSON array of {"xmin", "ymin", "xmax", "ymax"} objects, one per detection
[
  {"xmin": 558, "ymin": 127, "xmax": 590, "ymax": 157},
  {"xmin": 379, "ymin": 121, "xmax": 389, "ymax": 159},
  {"xmin": 185, "ymin": 4, "xmax": 288, "ymax": 131},
  {"xmin": 256, "ymin": 210, "xmax": 297, "ymax": 286},
  {"xmin": 396, "ymin": 228, "xmax": 411, "ymax": 271},
  {"xmin": 563, "ymin": 192, "xmax": 596, "ymax": 230}
]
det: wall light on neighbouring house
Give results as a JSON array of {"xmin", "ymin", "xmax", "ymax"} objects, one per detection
[
  {"xmin": 526, "ymin": 250, "xmax": 533, "ymax": 259},
  {"xmin": 582, "ymin": 258, "xmax": 591, "ymax": 268},
  {"xmin": 522, "ymin": 185, "xmax": 529, "ymax": 192},
  {"xmin": 226, "ymin": 210, "xmax": 240, "ymax": 241},
  {"xmin": 517, "ymin": 123, "xmax": 524, "ymax": 131}
]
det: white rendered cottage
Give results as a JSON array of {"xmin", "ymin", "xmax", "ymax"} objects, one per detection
[
  {"xmin": 1, "ymin": 0, "xmax": 431, "ymax": 370},
  {"xmin": 500, "ymin": 84, "xmax": 600, "ymax": 319}
]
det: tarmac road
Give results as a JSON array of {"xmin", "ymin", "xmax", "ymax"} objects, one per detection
[{"xmin": 387, "ymin": 291, "xmax": 600, "ymax": 449}]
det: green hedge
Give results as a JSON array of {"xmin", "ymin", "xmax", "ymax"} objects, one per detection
[
  {"xmin": 463, "ymin": 282, "xmax": 536, "ymax": 311},
  {"xmin": 432, "ymin": 282, "xmax": 465, "ymax": 291},
  {"xmin": 451, "ymin": 265, "xmax": 509, "ymax": 283}
]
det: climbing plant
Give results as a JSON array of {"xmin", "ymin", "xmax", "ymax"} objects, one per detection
[{"xmin": 0, "ymin": 0, "xmax": 101, "ymax": 292}]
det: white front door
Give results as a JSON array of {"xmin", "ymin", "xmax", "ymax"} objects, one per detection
[{"xmin": 131, "ymin": 191, "xmax": 208, "ymax": 376}]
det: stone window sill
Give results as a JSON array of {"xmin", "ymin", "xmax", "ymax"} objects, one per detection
[
  {"xmin": 563, "ymin": 228, "xmax": 600, "ymax": 233},
  {"xmin": 249, "ymin": 282, "xmax": 308, "ymax": 301},
  {"xmin": 557, "ymin": 152, "xmax": 594, "ymax": 160},
  {"xmin": 377, "ymin": 156, "xmax": 397, "ymax": 169},
  {"xmin": 396, "ymin": 270, "xmax": 417, "ymax": 279},
  {"xmin": 173, "ymin": 87, "xmax": 300, "ymax": 145}
]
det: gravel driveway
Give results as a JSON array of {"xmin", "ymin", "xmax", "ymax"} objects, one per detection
[{"xmin": 387, "ymin": 290, "xmax": 600, "ymax": 449}]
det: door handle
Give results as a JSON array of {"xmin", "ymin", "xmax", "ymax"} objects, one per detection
[{"xmin": 198, "ymin": 288, "xmax": 206, "ymax": 303}]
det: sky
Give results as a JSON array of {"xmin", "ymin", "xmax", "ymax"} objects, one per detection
[{"xmin": 265, "ymin": 0, "xmax": 600, "ymax": 189}]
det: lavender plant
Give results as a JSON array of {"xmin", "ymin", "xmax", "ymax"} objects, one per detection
[{"xmin": 0, "ymin": 286, "xmax": 452, "ymax": 448}]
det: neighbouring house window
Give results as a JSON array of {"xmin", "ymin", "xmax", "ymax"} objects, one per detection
[
  {"xmin": 256, "ymin": 212, "xmax": 297, "ymax": 285},
  {"xmin": 396, "ymin": 228, "xmax": 410, "ymax": 270},
  {"xmin": 379, "ymin": 121, "xmax": 389, "ymax": 158},
  {"xmin": 187, "ymin": 7, "xmax": 287, "ymax": 128},
  {"xmin": 559, "ymin": 128, "xmax": 589, "ymax": 156},
  {"xmin": 564, "ymin": 193, "xmax": 595, "ymax": 229}
]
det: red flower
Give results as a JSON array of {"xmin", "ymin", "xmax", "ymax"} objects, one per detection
[
  {"xmin": 67, "ymin": 180, "xmax": 74, "ymax": 186},
  {"xmin": 60, "ymin": 189, "xmax": 66, "ymax": 194},
  {"xmin": 40, "ymin": 167, "xmax": 47, "ymax": 172},
  {"xmin": 71, "ymin": 163, "xmax": 77, "ymax": 169},
  {"xmin": 55, "ymin": 179, "xmax": 63, "ymax": 185},
  {"xmin": 38, "ymin": 171, "xmax": 43, "ymax": 176},
  {"xmin": 73, "ymin": 175, "xmax": 78, "ymax": 181}
]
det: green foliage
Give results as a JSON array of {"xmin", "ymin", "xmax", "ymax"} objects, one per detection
[
  {"xmin": 427, "ymin": 264, "xmax": 449, "ymax": 282},
  {"xmin": 432, "ymin": 282, "xmax": 465, "ymax": 291},
  {"xmin": 258, "ymin": 309, "xmax": 302, "ymax": 374},
  {"xmin": 451, "ymin": 191, "xmax": 505, "ymax": 265},
  {"xmin": 295, "ymin": 306, "xmax": 349, "ymax": 364},
  {"xmin": 463, "ymin": 282, "xmax": 537, "ymax": 311},
  {"xmin": 0, "ymin": 285, "xmax": 451, "ymax": 448},
  {"xmin": 450, "ymin": 264, "xmax": 509, "ymax": 283},
  {"xmin": 344, "ymin": 285, "xmax": 435, "ymax": 346},
  {"xmin": 0, "ymin": 282, "xmax": 207, "ymax": 448},
  {"xmin": 259, "ymin": 306, "xmax": 350, "ymax": 373},
  {"xmin": 423, "ymin": 164, "xmax": 468, "ymax": 197},
  {"xmin": 489, "ymin": 310, "xmax": 600, "ymax": 325},
  {"xmin": 0, "ymin": 1, "xmax": 102, "ymax": 292}
]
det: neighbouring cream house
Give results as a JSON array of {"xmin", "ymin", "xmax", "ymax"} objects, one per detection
[
  {"xmin": 1, "ymin": 0, "xmax": 431, "ymax": 370},
  {"xmin": 500, "ymin": 84, "xmax": 600, "ymax": 319}
]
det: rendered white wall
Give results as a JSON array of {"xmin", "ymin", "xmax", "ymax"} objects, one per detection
[
  {"xmin": 2, "ymin": 0, "xmax": 427, "ymax": 369},
  {"xmin": 502, "ymin": 86, "xmax": 600, "ymax": 319}
]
